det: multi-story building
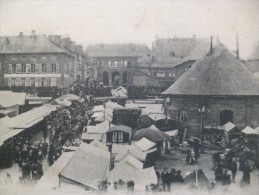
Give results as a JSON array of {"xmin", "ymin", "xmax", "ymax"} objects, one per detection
[
  {"xmin": 138, "ymin": 37, "xmax": 210, "ymax": 88},
  {"xmin": 48, "ymin": 35, "xmax": 92, "ymax": 87},
  {"xmin": 0, "ymin": 31, "xmax": 92, "ymax": 96},
  {"xmin": 85, "ymin": 43, "xmax": 151, "ymax": 87},
  {"xmin": 162, "ymin": 42, "xmax": 259, "ymax": 137}
]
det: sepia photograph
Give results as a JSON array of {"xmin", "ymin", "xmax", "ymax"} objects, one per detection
[{"xmin": 0, "ymin": 0, "xmax": 259, "ymax": 194}]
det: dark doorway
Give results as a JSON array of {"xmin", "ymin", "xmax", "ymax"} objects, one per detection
[
  {"xmin": 220, "ymin": 110, "xmax": 233, "ymax": 126},
  {"xmin": 112, "ymin": 71, "xmax": 120, "ymax": 86},
  {"xmin": 122, "ymin": 71, "xmax": 127, "ymax": 84},
  {"xmin": 103, "ymin": 71, "xmax": 109, "ymax": 86}
]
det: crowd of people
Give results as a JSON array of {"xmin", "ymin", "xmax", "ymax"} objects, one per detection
[
  {"xmin": 1, "ymin": 98, "xmax": 91, "ymax": 185},
  {"xmin": 45, "ymin": 100, "xmax": 89, "ymax": 166},
  {"xmin": 152, "ymin": 167, "xmax": 184, "ymax": 192}
]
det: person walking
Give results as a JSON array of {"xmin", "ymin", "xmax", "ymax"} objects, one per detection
[
  {"xmin": 230, "ymin": 158, "xmax": 237, "ymax": 183},
  {"xmin": 242, "ymin": 161, "xmax": 250, "ymax": 186},
  {"xmin": 161, "ymin": 168, "xmax": 170, "ymax": 192},
  {"xmin": 193, "ymin": 140, "xmax": 200, "ymax": 163}
]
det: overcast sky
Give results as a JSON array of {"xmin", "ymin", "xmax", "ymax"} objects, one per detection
[{"xmin": 0, "ymin": 0, "xmax": 258, "ymax": 59}]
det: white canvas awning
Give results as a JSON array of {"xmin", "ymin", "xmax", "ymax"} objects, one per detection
[
  {"xmin": 242, "ymin": 126, "xmax": 259, "ymax": 135},
  {"xmin": 92, "ymin": 105, "xmax": 104, "ymax": 112},
  {"xmin": 112, "ymin": 144, "xmax": 129, "ymax": 155},
  {"xmin": 149, "ymin": 124, "xmax": 160, "ymax": 131},
  {"xmin": 90, "ymin": 139, "xmax": 109, "ymax": 151},
  {"xmin": 108, "ymin": 157, "xmax": 157, "ymax": 191},
  {"xmin": 133, "ymin": 137, "xmax": 156, "ymax": 152},
  {"xmin": 165, "ymin": 129, "xmax": 178, "ymax": 137},
  {"xmin": 114, "ymin": 144, "xmax": 147, "ymax": 162},
  {"xmin": 81, "ymin": 133, "xmax": 103, "ymax": 141},
  {"xmin": 0, "ymin": 126, "xmax": 24, "ymax": 146},
  {"xmin": 223, "ymin": 122, "xmax": 236, "ymax": 132},
  {"xmin": 0, "ymin": 104, "xmax": 56, "ymax": 129},
  {"xmin": 60, "ymin": 143, "xmax": 110, "ymax": 190},
  {"xmin": 87, "ymin": 121, "xmax": 112, "ymax": 134},
  {"xmin": 34, "ymin": 152, "xmax": 75, "ymax": 190}
]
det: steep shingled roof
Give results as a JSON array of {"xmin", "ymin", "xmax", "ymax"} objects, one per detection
[
  {"xmin": 162, "ymin": 42, "xmax": 259, "ymax": 96},
  {"xmin": 85, "ymin": 43, "xmax": 150, "ymax": 57},
  {"xmin": 0, "ymin": 35, "xmax": 68, "ymax": 54},
  {"xmin": 138, "ymin": 38, "xmax": 210, "ymax": 68}
]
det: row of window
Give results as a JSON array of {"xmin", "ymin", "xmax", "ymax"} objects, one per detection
[
  {"xmin": 10, "ymin": 55, "xmax": 57, "ymax": 61},
  {"xmin": 8, "ymin": 63, "xmax": 59, "ymax": 73},
  {"xmin": 7, "ymin": 78, "xmax": 57, "ymax": 87},
  {"xmin": 94, "ymin": 60, "xmax": 131, "ymax": 68},
  {"xmin": 156, "ymin": 71, "xmax": 177, "ymax": 77}
]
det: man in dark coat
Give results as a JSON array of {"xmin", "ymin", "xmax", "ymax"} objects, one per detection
[
  {"xmin": 161, "ymin": 168, "xmax": 170, "ymax": 192},
  {"xmin": 193, "ymin": 140, "xmax": 200, "ymax": 163},
  {"xmin": 242, "ymin": 161, "xmax": 250, "ymax": 185},
  {"xmin": 230, "ymin": 158, "xmax": 238, "ymax": 183},
  {"xmin": 175, "ymin": 170, "xmax": 184, "ymax": 183}
]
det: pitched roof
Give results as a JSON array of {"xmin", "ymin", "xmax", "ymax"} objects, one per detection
[
  {"xmin": 248, "ymin": 43, "xmax": 259, "ymax": 60},
  {"xmin": 0, "ymin": 91, "xmax": 26, "ymax": 107},
  {"xmin": 162, "ymin": 42, "xmax": 259, "ymax": 96},
  {"xmin": 138, "ymin": 37, "xmax": 210, "ymax": 68},
  {"xmin": 60, "ymin": 143, "xmax": 110, "ymax": 190},
  {"xmin": 85, "ymin": 43, "xmax": 150, "ymax": 57},
  {"xmin": 0, "ymin": 35, "xmax": 68, "ymax": 54}
]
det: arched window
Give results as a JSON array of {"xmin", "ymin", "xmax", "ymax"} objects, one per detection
[
  {"xmin": 112, "ymin": 71, "xmax": 120, "ymax": 86},
  {"xmin": 103, "ymin": 71, "xmax": 109, "ymax": 86},
  {"xmin": 220, "ymin": 110, "xmax": 233, "ymax": 126},
  {"xmin": 178, "ymin": 109, "xmax": 188, "ymax": 123},
  {"xmin": 122, "ymin": 71, "xmax": 127, "ymax": 84}
]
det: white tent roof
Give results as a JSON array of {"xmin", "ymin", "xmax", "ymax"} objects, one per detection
[
  {"xmin": 91, "ymin": 112, "xmax": 104, "ymax": 119},
  {"xmin": 0, "ymin": 91, "xmax": 26, "ymax": 107},
  {"xmin": 133, "ymin": 137, "xmax": 156, "ymax": 152},
  {"xmin": 147, "ymin": 113, "xmax": 167, "ymax": 121},
  {"xmin": 255, "ymin": 126, "xmax": 259, "ymax": 134},
  {"xmin": 242, "ymin": 126, "xmax": 259, "ymax": 135},
  {"xmin": 0, "ymin": 104, "xmax": 56, "ymax": 129},
  {"xmin": 90, "ymin": 139, "xmax": 109, "ymax": 151},
  {"xmin": 114, "ymin": 144, "xmax": 147, "ymax": 162},
  {"xmin": 0, "ymin": 126, "xmax": 24, "ymax": 146},
  {"xmin": 112, "ymin": 144, "xmax": 129, "ymax": 155},
  {"xmin": 60, "ymin": 94, "xmax": 79, "ymax": 100},
  {"xmin": 149, "ymin": 124, "xmax": 160, "ymax": 131},
  {"xmin": 108, "ymin": 158, "xmax": 157, "ymax": 191},
  {"xmin": 87, "ymin": 121, "xmax": 112, "ymax": 134},
  {"xmin": 111, "ymin": 86, "xmax": 128, "ymax": 98},
  {"xmin": 34, "ymin": 152, "xmax": 75, "ymax": 190},
  {"xmin": 81, "ymin": 133, "xmax": 103, "ymax": 141},
  {"xmin": 165, "ymin": 129, "xmax": 178, "ymax": 137},
  {"xmin": 54, "ymin": 98, "xmax": 71, "ymax": 107},
  {"xmin": 60, "ymin": 143, "xmax": 110, "ymax": 190},
  {"xmin": 92, "ymin": 105, "xmax": 104, "ymax": 112},
  {"xmin": 223, "ymin": 122, "xmax": 236, "ymax": 132}
]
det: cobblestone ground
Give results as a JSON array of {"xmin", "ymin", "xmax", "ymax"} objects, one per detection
[
  {"xmin": 154, "ymin": 149, "xmax": 259, "ymax": 194},
  {"xmin": 0, "ymin": 149, "xmax": 259, "ymax": 195}
]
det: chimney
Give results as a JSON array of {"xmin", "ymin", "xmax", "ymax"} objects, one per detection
[
  {"xmin": 210, "ymin": 36, "xmax": 213, "ymax": 54},
  {"xmin": 31, "ymin": 30, "xmax": 36, "ymax": 37},
  {"xmin": 236, "ymin": 33, "xmax": 239, "ymax": 60},
  {"xmin": 19, "ymin": 32, "xmax": 23, "ymax": 36}
]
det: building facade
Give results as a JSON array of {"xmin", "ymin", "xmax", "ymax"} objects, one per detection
[
  {"xmin": 0, "ymin": 31, "xmax": 92, "ymax": 96},
  {"xmin": 162, "ymin": 42, "xmax": 259, "ymax": 137},
  {"xmin": 137, "ymin": 37, "xmax": 210, "ymax": 88},
  {"xmin": 85, "ymin": 43, "xmax": 150, "ymax": 87}
]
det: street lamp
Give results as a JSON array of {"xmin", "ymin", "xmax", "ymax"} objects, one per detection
[{"xmin": 198, "ymin": 105, "xmax": 206, "ymax": 153}]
